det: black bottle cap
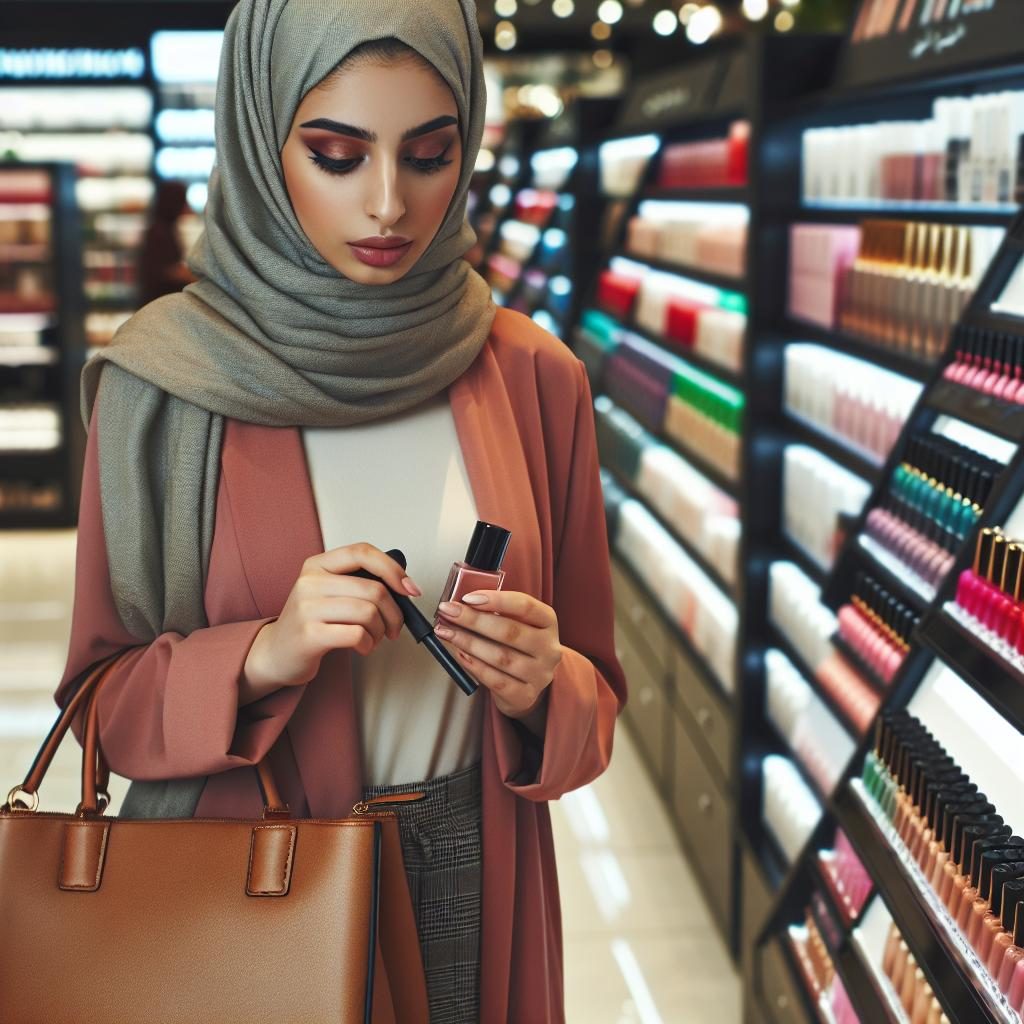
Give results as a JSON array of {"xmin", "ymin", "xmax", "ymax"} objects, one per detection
[{"xmin": 464, "ymin": 520, "xmax": 512, "ymax": 572}]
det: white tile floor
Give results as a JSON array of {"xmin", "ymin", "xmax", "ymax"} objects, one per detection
[{"xmin": 0, "ymin": 529, "xmax": 741, "ymax": 1024}]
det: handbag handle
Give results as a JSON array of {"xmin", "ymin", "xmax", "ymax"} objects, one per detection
[{"xmin": 5, "ymin": 650, "xmax": 290, "ymax": 819}]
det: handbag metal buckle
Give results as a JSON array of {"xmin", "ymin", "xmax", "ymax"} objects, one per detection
[{"xmin": 5, "ymin": 786, "xmax": 39, "ymax": 813}]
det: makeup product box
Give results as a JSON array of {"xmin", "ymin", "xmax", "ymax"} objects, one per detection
[
  {"xmin": 788, "ymin": 224, "xmax": 862, "ymax": 330},
  {"xmin": 762, "ymin": 754, "xmax": 821, "ymax": 864}
]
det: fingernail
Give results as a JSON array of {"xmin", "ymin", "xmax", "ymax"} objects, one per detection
[
  {"xmin": 462, "ymin": 593, "xmax": 487, "ymax": 605},
  {"xmin": 402, "ymin": 577, "xmax": 422, "ymax": 597},
  {"xmin": 434, "ymin": 625, "xmax": 454, "ymax": 640},
  {"xmin": 438, "ymin": 601, "xmax": 461, "ymax": 617}
]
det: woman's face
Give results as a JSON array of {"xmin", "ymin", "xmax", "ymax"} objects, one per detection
[{"xmin": 281, "ymin": 58, "xmax": 462, "ymax": 285}]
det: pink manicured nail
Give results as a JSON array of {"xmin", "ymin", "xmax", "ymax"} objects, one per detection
[
  {"xmin": 402, "ymin": 577, "xmax": 422, "ymax": 597},
  {"xmin": 438, "ymin": 601, "xmax": 461, "ymax": 617},
  {"xmin": 434, "ymin": 625, "xmax": 454, "ymax": 640},
  {"xmin": 462, "ymin": 593, "xmax": 488, "ymax": 605}
]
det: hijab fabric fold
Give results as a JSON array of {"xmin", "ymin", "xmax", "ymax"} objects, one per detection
[{"xmin": 80, "ymin": 0, "xmax": 495, "ymax": 644}]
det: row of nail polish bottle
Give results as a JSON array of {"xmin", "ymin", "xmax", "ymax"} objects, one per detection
[
  {"xmin": 952, "ymin": 527, "xmax": 1024, "ymax": 669},
  {"xmin": 817, "ymin": 828, "xmax": 873, "ymax": 924},
  {"xmin": 836, "ymin": 572, "xmax": 919, "ymax": 685},
  {"xmin": 863, "ymin": 709, "xmax": 1024, "ymax": 1012},
  {"xmin": 863, "ymin": 433, "xmax": 998, "ymax": 597},
  {"xmin": 943, "ymin": 325, "xmax": 1024, "ymax": 404},
  {"xmin": 880, "ymin": 920, "xmax": 950, "ymax": 1024}
]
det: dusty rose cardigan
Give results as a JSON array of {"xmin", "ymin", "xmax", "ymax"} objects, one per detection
[{"xmin": 56, "ymin": 307, "xmax": 627, "ymax": 1022}]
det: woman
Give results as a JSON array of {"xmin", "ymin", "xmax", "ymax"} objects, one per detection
[{"xmin": 56, "ymin": 1, "xmax": 626, "ymax": 1021}]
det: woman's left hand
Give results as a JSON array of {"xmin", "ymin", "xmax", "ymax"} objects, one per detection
[{"xmin": 434, "ymin": 591, "xmax": 562, "ymax": 730}]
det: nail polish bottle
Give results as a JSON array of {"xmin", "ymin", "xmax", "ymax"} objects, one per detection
[
  {"xmin": 970, "ymin": 842, "xmax": 1024, "ymax": 959},
  {"xmin": 996, "ymin": 887, "xmax": 1024, "ymax": 992},
  {"xmin": 987, "ymin": 871, "xmax": 1024, "ymax": 976},
  {"xmin": 435, "ymin": 520, "xmax": 511, "ymax": 621}
]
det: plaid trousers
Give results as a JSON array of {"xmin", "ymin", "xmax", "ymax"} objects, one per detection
[{"xmin": 363, "ymin": 763, "xmax": 483, "ymax": 1024}]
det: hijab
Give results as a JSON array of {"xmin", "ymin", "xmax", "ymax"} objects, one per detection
[{"xmin": 80, "ymin": 0, "xmax": 495, "ymax": 641}]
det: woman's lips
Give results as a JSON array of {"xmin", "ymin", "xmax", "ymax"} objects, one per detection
[{"xmin": 347, "ymin": 237, "xmax": 413, "ymax": 268}]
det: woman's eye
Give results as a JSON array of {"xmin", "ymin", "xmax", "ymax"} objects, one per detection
[
  {"xmin": 308, "ymin": 150, "xmax": 361, "ymax": 176},
  {"xmin": 406, "ymin": 154, "xmax": 454, "ymax": 174}
]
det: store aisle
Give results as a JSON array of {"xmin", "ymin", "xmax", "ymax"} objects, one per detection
[{"xmin": 0, "ymin": 529, "xmax": 740, "ymax": 1024}]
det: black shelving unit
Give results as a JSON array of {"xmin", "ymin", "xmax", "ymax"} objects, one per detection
[
  {"xmin": 744, "ymin": 0, "xmax": 1024, "ymax": 1014},
  {"xmin": 0, "ymin": 162, "xmax": 85, "ymax": 528}
]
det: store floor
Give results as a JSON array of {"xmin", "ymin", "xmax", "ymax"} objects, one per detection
[{"xmin": 0, "ymin": 529, "xmax": 741, "ymax": 1024}]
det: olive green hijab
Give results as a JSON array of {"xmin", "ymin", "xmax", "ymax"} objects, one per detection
[{"xmin": 80, "ymin": 0, "xmax": 495, "ymax": 643}]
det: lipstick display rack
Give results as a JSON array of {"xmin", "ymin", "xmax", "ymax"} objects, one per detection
[{"xmin": 0, "ymin": 163, "xmax": 86, "ymax": 528}]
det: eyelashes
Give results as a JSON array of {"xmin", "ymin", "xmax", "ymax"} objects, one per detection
[{"xmin": 307, "ymin": 144, "xmax": 454, "ymax": 177}]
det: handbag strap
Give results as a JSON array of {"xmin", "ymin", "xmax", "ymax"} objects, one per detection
[{"xmin": 5, "ymin": 650, "xmax": 290, "ymax": 819}]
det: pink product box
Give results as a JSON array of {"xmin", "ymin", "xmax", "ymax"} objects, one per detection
[
  {"xmin": 788, "ymin": 224, "xmax": 861, "ymax": 330},
  {"xmin": 694, "ymin": 223, "xmax": 747, "ymax": 279},
  {"xmin": 626, "ymin": 216, "xmax": 660, "ymax": 259}
]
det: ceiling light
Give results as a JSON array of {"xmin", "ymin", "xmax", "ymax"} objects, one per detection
[
  {"xmin": 678, "ymin": 2, "xmax": 700, "ymax": 24},
  {"xmin": 495, "ymin": 20, "xmax": 518, "ymax": 50},
  {"xmin": 774, "ymin": 9, "xmax": 795, "ymax": 30},
  {"xmin": 592, "ymin": 20, "xmax": 612, "ymax": 40},
  {"xmin": 597, "ymin": 0, "xmax": 624, "ymax": 23},
  {"xmin": 552, "ymin": 0, "xmax": 575, "ymax": 17},
  {"xmin": 741, "ymin": 0, "xmax": 769, "ymax": 20},
  {"xmin": 687, "ymin": 4, "xmax": 723, "ymax": 43},
  {"xmin": 652, "ymin": 9, "xmax": 677, "ymax": 35},
  {"xmin": 780, "ymin": 0, "xmax": 801, "ymax": 6},
  {"xmin": 495, "ymin": 0, "xmax": 517, "ymax": 15},
  {"xmin": 593, "ymin": 48, "xmax": 614, "ymax": 69}
]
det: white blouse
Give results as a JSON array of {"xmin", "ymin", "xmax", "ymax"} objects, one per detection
[{"xmin": 302, "ymin": 393, "xmax": 483, "ymax": 787}]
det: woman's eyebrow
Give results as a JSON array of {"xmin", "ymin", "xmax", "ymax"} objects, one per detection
[
  {"xmin": 401, "ymin": 115, "xmax": 458, "ymax": 141},
  {"xmin": 300, "ymin": 118, "xmax": 374, "ymax": 141}
]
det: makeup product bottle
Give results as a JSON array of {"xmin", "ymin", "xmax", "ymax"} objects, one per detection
[{"xmin": 436, "ymin": 520, "xmax": 512, "ymax": 620}]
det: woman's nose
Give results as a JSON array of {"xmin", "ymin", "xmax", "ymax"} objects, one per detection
[{"xmin": 365, "ymin": 159, "xmax": 406, "ymax": 229}]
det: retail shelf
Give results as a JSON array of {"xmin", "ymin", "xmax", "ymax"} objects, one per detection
[
  {"xmin": 782, "ymin": 409, "xmax": 884, "ymax": 488},
  {"xmin": 741, "ymin": 818, "xmax": 791, "ymax": 894},
  {"xmin": 918, "ymin": 608, "xmax": 1024, "ymax": 735},
  {"xmin": 851, "ymin": 535, "xmax": 932, "ymax": 616},
  {"xmin": 614, "ymin": 553, "xmax": 734, "ymax": 705},
  {"xmin": 793, "ymin": 201, "xmax": 1017, "ymax": 229},
  {"xmin": 811, "ymin": 850, "xmax": 870, "ymax": 931},
  {"xmin": 642, "ymin": 185, "xmax": 750, "ymax": 204},
  {"xmin": 763, "ymin": 717, "xmax": 830, "ymax": 810},
  {"xmin": 765, "ymin": 624, "xmax": 859, "ymax": 743},
  {"xmin": 780, "ymin": 533, "xmax": 828, "ymax": 590},
  {"xmin": 610, "ymin": 314, "xmax": 746, "ymax": 391},
  {"xmin": 623, "ymin": 252, "xmax": 747, "ymax": 296},
  {"xmin": 606, "ymin": 463, "xmax": 739, "ymax": 602},
  {"xmin": 780, "ymin": 928, "xmax": 833, "ymax": 1024},
  {"xmin": 780, "ymin": 318, "xmax": 933, "ymax": 384},
  {"xmin": 924, "ymin": 378, "xmax": 1024, "ymax": 445},
  {"xmin": 836, "ymin": 780, "xmax": 1016, "ymax": 1024}
]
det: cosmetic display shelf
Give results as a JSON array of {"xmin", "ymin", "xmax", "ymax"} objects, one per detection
[
  {"xmin": 781, "ymin": 319, "xmax": 932, "ymax": 384},
  {"xmin": 643, "ymin": 186, "xmax": 750, "ymax": 204},
  {"xmin": 918, "ymin": 610, "xmax": 1024, "ymax": 738},
  {"xmin": 624, "ymin": 254, "xmax": 746, "ymax": 300},
  {"xmin": 828, "ymin": 633, "xmax": 888, "ymax": 699},
  {"xmin": 780, "ymin": 929, "xmax": 836, "ymax": 1024},
  {"xmin": 619, "ymin": 315, "xmax": 747, "ymax": 390},
  {"xmin": 783, "ymin": 412, "xmax": 884, "ymax": 490},
  {"xmin": 742, "ymin": 819, "xmax": 793, "ymax": 895},
  {"xmin": 606, "ymin": 463, "xmax": 738, "ymax": 602},
  {"xmin": 837, "ymin": 938, "xmax": 901, "ymax": 1024},
  {"xmin": 0, "ymin": 451, "xmax": 64, "ymax": 475},
  {"xmin": 812, "ymin": 850, "xmax": 869, "ymax": 932},
  {"xmin": 766, "ymin": 625, "xmax": 859, "ymax": 743},
  {"xmin": 851, "ymin": 537, "xmax": 931, "ymax": 616},
  {"xmin": 764, "ymin": 719, "xmax": 830, "ymax": 811},
  {"xmin": 614, "ymin": 553, "xmax": 733, "ymax": 706},
  {"xmin": 781, "ymin": 534, "xmax": 829, "ymax": 590},
  {"xmin": 924, "ymin": 378, "xmax": 1024, "ymax": 445},
  {"xmin": 794, "ymin": 202, "xmax": 1017, "ymax": 230},
  {"xmin": 836, "ymin": 780, "xmax": 1015, "ymax": 1024}
]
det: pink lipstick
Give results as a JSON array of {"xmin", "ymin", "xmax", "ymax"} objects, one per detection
[{"xmin": 348, "ymin": 235, "xmax": 413, "ymax": 268}]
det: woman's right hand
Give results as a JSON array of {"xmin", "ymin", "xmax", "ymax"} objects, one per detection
[{"xmin": 241, "ymin": 543, "xmax": 421, "ymax": 701}]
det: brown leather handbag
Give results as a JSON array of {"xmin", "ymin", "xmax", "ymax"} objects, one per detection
[{"xmin": 0, "ymin": 652, "xmax": 429, "ymax": 1024}]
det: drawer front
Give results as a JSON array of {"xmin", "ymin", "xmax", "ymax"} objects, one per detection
[
  {"xmin": 611, "ymin": 559, "xmax": 672, "ymax": 676},
  {"xmin": 672, "ymin": 714, "xmax": 733, "ymax": 930},
  {"xmin": 757, "ymin": 939, "xmax": 810, "ymax": 1024},
  {"xmin": 671, "ymin": 644, "xmax": 733, "ymax": 784},
  {"xmin": 616, "ymin": 622, "xmax": 670, "ymax": 795}
]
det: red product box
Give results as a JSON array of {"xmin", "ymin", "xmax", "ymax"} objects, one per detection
[
  {"xmin": 597, "ymin": 270, "xmax": 642, "ymax": 320},
  {"xmin": 665, "ymin": 297, "xmax": 705, "ymax": 348}
]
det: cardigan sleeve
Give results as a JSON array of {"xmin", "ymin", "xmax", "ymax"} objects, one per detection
[
  {"xmin": 54, "ymin": 397, "xmax": 306, "ymax": 782},
  {"xmin": 492, "ymin": 357, "xmax": 627, "ymax": 801}
]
